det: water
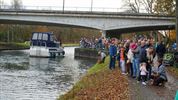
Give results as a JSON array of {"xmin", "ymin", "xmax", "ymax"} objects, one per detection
[{"xmin": 0, "ymin": 47, "xmax": 96, "ymax": 100}]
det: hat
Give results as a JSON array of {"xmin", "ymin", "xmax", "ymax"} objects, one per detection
[{"xmin": 130, "ymin": 43, "xmax": 137, "ymax": 50}]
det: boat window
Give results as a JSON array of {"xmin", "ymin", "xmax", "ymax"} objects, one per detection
[
  {"xmin": 42, "ymin": 34, "xmax": 48, "ymax": 41},
  {"xmin": 38, "ymin": 33, "xmax": 42, "ymax": 40},
  {"xmin": 32, "ymin": 33, "xmax": 38, "ymax": 40},
  {"xmin": 50, "ymin": 35, "xmax": 54, "ymax": 41}
]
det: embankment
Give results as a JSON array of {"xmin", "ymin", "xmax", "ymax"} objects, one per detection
[
  {"xmin": 0, "ymin": 42, "xmax": 29, "ymax": 51},
  {"xmin": 58, "ymin": 57, "xmax": 129, "ymax": 100},
  {"xmin": 74, "ymin": 48, "xmax": 108, "ymax": 59}
]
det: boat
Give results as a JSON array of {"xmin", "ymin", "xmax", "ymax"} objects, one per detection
[{"xmin": 30, "ymin": 32, "xmax": 65, "ymax": 57}]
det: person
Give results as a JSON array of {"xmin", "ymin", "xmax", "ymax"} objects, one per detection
[
  {"xmin": 127, "ymin": 44, "xmax": 134, "ymax": 76},
  {"xmin": 156, "ymin": 41, "xmax": 166, "ymax": 58},
  {"xmin": 109, "ymin": 40, "xmax": 117, "ymax": 70},
  {"xmin": 140, "ymin": 62, "xmax": 148, "ymax": 85},
  {"xmin": 132, "ymin": 40, "xmax": 140, "ymax": 78},
  {"xmin": 146, "ymin": 46, "xmax": 155, "ymax": 80},
  {"xmin": 151, "ymin": 58, "xmax": 168, "ymax": 86},
  {"xmin": 130, "ymin": 42, "xmax": 138, "ymax": 78},
  {"xmin": 139, "ymin": 40, "xmax": 147, "ymax": 63},
  {"xmin": 100, "ymin": 51, "xmax": 106, "ymax": 63},
  {"xmin": 138, "ymin": 40, "xmax": 148, "ymax": 81},
  {"xmin": 172, "ymin": 42, "xmax": 177, "ymax": 51},
  {"xmin": 119, "ymin": 46, "xmax": 127, "ymax": 74}
]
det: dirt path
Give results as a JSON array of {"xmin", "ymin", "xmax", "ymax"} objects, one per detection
[{"xmin": 128, "ymin": 70, "xmax": 178, "ymax": 100}]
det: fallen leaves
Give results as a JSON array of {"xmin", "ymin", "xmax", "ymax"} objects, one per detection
[{"xmin": 74, "ymin": 69, "xmax": 129, "ymax": 100}]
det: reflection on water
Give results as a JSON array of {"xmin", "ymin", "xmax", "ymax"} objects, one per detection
[{"xmin": 0, "ymin": 47, "xmax": 96, "ymax": 100}]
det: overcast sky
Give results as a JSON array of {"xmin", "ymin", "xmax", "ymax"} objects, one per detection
[{"xmin": 3, "ymin": 0, "xmax": 124, "ymax": 8}]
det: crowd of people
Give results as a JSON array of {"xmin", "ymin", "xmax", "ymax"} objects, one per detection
[
  {"xmin": 79, "ymin": 36, "xmax": 168, "ymax": 86},
  {"xmin": 107, "ymin": 37, "xmax": 168, "ymax": 86},
  {"xmin": 79, "ymin": 37, "xmax": 113, "ymax": 50}
]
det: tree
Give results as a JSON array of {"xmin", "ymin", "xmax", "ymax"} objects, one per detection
[
  {"xmin": 142, "ymin": 0, "xmax": 154, "ymax": 13},
  {"xmin": 124, "ymin": 0, "xmax": 141, "ymax": 13},
  {"xmin": 11, "ymin": 0, "xmax": 23, "ymax": 10},
  {"xmin": 123, "ymin": 0, "xmax": 155, "ymax": 13},
  {"xmin": 153, "ymin": 0, "xmax": 176, "ymax": 15}
]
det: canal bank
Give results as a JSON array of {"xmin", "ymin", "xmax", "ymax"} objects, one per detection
[
  {"xmin": 74, "ymin": 48, "xmax": 108, "ymax": 59},
  {"xmin": 58, "ymin": 57, "xmax": 129, "ymax": 100},
  {"xmin": 0, "ymin": 42, "xmax": 79, "ymax": 51},
  {"xmin": 0, "ymin": 42, "xmax": 30, "ymax": 51}
]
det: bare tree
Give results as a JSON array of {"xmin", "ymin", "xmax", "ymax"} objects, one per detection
[
  {"xmin": 124, "ymin": 0, "xmax": 142, "ymax": 13},
  {"xmin": 11, "ymin": 0, "xmax": 23, "ymax": 10},
  {"xmin": 123, "ymin": 0, "xmax": 155, "ymax": 13},
  {"xmin": 142, "ymin": 0, "xmax": 154, "ymax": 13}
]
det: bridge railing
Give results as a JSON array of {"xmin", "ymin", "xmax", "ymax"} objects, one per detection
[{"xmin": 0, "ymin": 5, "xmax": 147, "ymax": 13}]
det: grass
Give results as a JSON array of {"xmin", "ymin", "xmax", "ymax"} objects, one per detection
[
  {"xmin": 58, "ymin": 57, "xmax": 109, "ymax": 100},
  {"xmin": 62, "ymin": 43, "xmax": 79, "ymax": 47},
  {"xmin": 0, "ymin": 42, "xmax": 30, "ymax": 50}
]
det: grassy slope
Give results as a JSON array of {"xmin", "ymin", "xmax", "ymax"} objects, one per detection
[
  {"xmin": 62, "ymin": 43, "xmax": 79, "ymax": 47},
  {"xmin": 0, "ymin": 42, "xmax": 30, "ymax": 50},
  {"xmin": 59, "ymin": 57, "xmax": 129, "ymax": 100}
]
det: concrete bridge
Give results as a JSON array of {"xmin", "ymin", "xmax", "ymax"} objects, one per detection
[{"xmin": 0, "ymin": 10, "xmax": 175, "ymax": 37}]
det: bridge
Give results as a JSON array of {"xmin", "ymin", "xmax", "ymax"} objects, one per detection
[{"xmin": 0, "ymin": 10, "xmax": 175, "ymax": 37}]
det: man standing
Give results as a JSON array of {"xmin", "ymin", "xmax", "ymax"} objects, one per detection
[
  {"xmin": 109, "ymin": 39, "xmax": 117, "ymax": 70},
  {"xmin": 156, "ymin": 41, "xmax": 166, "ymax": 58}
]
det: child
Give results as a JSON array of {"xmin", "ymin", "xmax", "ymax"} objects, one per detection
[
  {"xmin": 101, "ymin": 51, "xmax": 106, "ymax": 63},
  {"xmin": 120, "ymin": 47, "xmax": 126, "ymax": 75},
  {"xmin": 97, "ymin": 51, "xmax": 106, "ymax": 64},
  {"xmin": 140, "ymin": 62, "xmax": 148, "ymax": 85}
]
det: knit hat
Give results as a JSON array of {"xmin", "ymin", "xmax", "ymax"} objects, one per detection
[{"xmin": 130, "ymin": 43, "xmax": 137, "ymax": 50}]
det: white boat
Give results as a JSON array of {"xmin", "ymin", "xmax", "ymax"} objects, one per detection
[{"xmin": 30, "ymin": 32, "xmax": 65, "ymax": 57}]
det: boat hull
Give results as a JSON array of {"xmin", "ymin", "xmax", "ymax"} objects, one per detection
[{"xmin": 30, "ymin": 46, "xmax": 64, "ymax": 57}]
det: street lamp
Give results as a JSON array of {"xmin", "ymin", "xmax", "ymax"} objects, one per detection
[
  {"xmin": 91, "ymin": 0, "xmax": 93, "ymax": 12},
  {"xmin": 176, "ymin": 0, "xmax": 178, "ymax": 51},
  {"xmin": 63, "ymin": 0, "xmax": 65, "ymax": 13}
]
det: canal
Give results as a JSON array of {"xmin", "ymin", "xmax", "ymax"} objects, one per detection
[{"xmin": 0, "ymin": 47, "xmax": 96, "ymax": 100}]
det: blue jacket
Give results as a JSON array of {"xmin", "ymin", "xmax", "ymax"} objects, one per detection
[
  {"xmin": 157, "ymin": 64, "xmax": 167, "ymax": 81},
  {"xmin": 109, "ymin": 44, "xmax": 117, "ymax": 56}
]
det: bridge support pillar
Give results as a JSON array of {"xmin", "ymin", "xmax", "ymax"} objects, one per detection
[{"xmin": 101, "ymin": 30, "xmax": 106, "ymax": 38}]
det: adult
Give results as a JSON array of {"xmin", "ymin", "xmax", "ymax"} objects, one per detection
[
  {"xmin": 139, "ymin": 41, "xmax": 147, "ymax": 63},
  {"xmin": 131, "ymin": 41, "xmax": 140, "ymax": 78},
  {"xmin": 138, "ymin": 40, "xmax": 147, "ymax": 81},
  {"xmin": 109, "ymin": 40, "xmax": 117, "ymax": 70},
  {"xmin": 156, "ymin": 41, "xmax": 166, "ymax": 58},
  {"xmin": 151, "ymin": 58, "xmax": 167, "ymax": 86}
]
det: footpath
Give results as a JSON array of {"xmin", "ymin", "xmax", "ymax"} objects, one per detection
[{"xmin": 129, "ymin": 67, "xmax": 178, "ymax": 100}]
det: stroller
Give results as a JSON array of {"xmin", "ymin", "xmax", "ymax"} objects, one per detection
[{"xmin": 163, "ymin": 53, "xmax": 174, "ymax": 66}]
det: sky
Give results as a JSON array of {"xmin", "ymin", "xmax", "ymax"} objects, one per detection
[{"xmin": 2, "ymin": 0, "xmax": 124, "ymax": 9}]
